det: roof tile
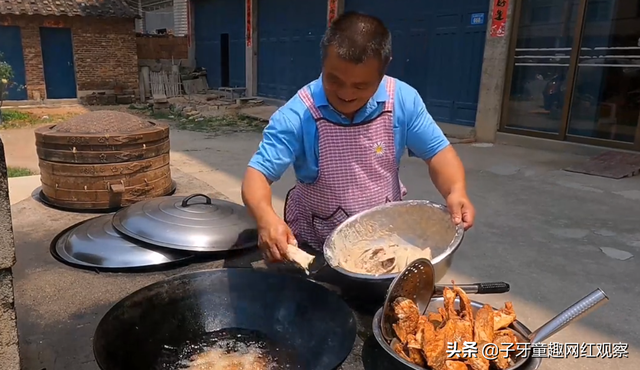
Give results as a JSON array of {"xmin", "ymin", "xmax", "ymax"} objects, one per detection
[{"xmin": 0, "ymin": 0, "xmax": 138, "ymax": 18}]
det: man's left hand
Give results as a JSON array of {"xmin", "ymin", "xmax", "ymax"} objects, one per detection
[{"xmin": 446, "ymin": 191, "xmax": 475, "ymax": 231}]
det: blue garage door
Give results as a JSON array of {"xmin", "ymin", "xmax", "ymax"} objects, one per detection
[
  {"xmin": 344, "ymin": 0, "xmax": 489, "ymax": 126},
  {"xmin": 193, "ymin": 0, "xmax": 246, "ymax": 89},
  {"xmin": 257, "ymin": 0, "xmax": 327, "ymax": 100},
  {"xmin": 0, "ymin": 26, "xmax": 28, "ymax": 101}
]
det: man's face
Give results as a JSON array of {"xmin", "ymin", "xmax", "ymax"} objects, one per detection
[{"xmin": 322, "ymin": 46, "xmax": 385, "ymax": 118}]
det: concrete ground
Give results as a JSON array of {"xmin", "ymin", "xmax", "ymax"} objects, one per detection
[
  {"xmin": 5, "ymin": 117, "xmax": 638, "ymax": 370},
  {"xmin": 168, "ymin": 126, "xmax": 639, "ymax": 370}
]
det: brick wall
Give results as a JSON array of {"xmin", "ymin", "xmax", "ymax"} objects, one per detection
[
  {"xmin": 0, "ymin": 15, "xmax": 138, "ymax": 100},
  {"xmin": 136, "ymin": 35, "xmax": 188, "ymax": 60}
]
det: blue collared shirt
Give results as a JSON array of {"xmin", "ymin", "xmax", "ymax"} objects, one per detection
[{"xmin": 248, "ymin": 76, "xmax": 450, "ymax": 183}]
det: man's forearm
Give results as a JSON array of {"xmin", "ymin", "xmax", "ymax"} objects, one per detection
[
  {"xmin": 241, "ymin": 167, "xmax": 278, "ymax": 226},
  {"xmin": 426, "ymin": 145, "xmax": 467, "ymax": 198}
]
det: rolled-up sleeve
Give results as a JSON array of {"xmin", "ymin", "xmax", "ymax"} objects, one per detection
[
  {"xmin": 406, "ymin": 93, "xmax": 450, "ymax": 160},
  {"xmin": 247, "ymin": 109, "xmax": 301, "ymax": 182}
]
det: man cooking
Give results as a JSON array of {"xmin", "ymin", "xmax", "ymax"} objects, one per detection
[{"xmin": 241, "ymin": 12, "xmax": 475, "ymax": 264}]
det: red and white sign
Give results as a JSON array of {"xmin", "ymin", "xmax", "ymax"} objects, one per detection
[
  {"xmin": 328, "ymin": 0, "xmax": 338, "ymax": 26},
  {"xmin": 490, "ymin": 0, "xmax": 509, "ymax": 38},
  {"xmin": 246, "ymin": 0, "xmax": 252, "ymax": 47}
]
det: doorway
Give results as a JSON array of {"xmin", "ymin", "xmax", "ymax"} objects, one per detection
[
  {"xmin": 40, "ymin": 27, "xmax": 77, "ymax": 99},
  {"xmin": 0, "ymin": 26, "xmax": 28, "ymax": 100},
  {"xmin": 220, "ymin": 33, "xmax": 230, "ymax": 87}
]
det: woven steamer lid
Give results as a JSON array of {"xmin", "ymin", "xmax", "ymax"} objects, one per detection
[{"xmin": 53, "ymin": 111, "xmax": 153, "ymax": 134}]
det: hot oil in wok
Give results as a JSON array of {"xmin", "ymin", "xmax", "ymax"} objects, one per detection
[{"xmin": 161, "ymin": 328, "xmax": 302, "ymax": 370}]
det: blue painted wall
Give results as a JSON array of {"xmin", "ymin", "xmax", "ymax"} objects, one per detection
[
  {"xmin": 193, "ymin": 0, "xmax": 246, "ymax": 88},
  {"xmin": 344, "ymin": 0, "xmax": 489, "ymax": 126},
  {"xmin": 40, "ymin": 27, "xmax": 78, "ymax": 99},
  {"xmin": 0, "ymin": 26, "xmax": 28, "ymax": 101},
  {"xmin": 257, "ymin": 0, "xmax": 327, "ymax": 100}
]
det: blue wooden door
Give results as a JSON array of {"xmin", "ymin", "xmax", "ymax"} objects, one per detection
[
  {"xmin": 344, "ymin": 0, "xmax": 489, "ymax": 126},
  {"xmin": 40, "ymin": 27, "xmax": 77, "ymax": 99},
  {"xmin": 193, "ymin": 0, "xmax": 246, "ymax": 89},
  {"xmin": 0, "ymin": 26, "xmax": 28, "ymax": 100},
  {"xmin": 257, "ymin": 0, "xmax": 327, "ymax": 100}
]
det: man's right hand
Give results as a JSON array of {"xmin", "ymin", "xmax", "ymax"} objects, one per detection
[{"xmin": 257, "ymin": 214, "xmax": 297, "ymax": 263}]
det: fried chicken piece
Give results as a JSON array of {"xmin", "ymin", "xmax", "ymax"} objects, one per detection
[
  {"xmin": 445, "ymin": 360, "xmax": 469, "ymax": 370},
  {"xmin": 494, "ymin": 302, "xmax": 516, "ymax": 330},
  {"xmin": 438, "ymin": 290, "xmax": 471, "ymax": 361},
  {"xmin": 474, "ymin": 305, "xmax": 495, "ymax": 345},
  {"xmin": 427, "ymin": 311, "xmax": 444, "ymax": 327},
  {"xmin": 392, "ymin": 297, "xmax": 420, "ymax": 343},
  {"xmin": 466, "ymin": 356, "xmax": 490, "ymax": 370},
  {"xmin": 453, "ymin": 286, "xmax": 474, "ymax": 325},
  {"xmin": 419, "ymin": 316, "xmax": 447, "ymax": 370},
  {"xmin": 408, "ymin": 350, "xmax": 426, "ymax": 366},
  {"xmin": 442, "ymin": 287, "xmax": 457, "ymax": 319},
  {"xmin": 492, "ymin": 329, "xmax": 518, "ymax": 369},
  {"xmin": 405, "ymin": 319, "xmax": 427, "ymax": 367},
  {"xmin": 438, "ymin": 308, "xmax": 448, "ymax": 323},
  {"xmin": 391, "ymin": 336, "xmax": 426, "ymax": 366},
  {"xmin": 440, "ymin": 287, "xmax": 474, "ymax": 360},
  {"xmin": 412, "ymin": 316, "xmax": 428, "ymax": 348},
  {"xmin": 391, "ymin": 339, "xmax": 414, "ymax": 363},
  {"xmin": 461, "ymin": 305, "xmax": 494, "ymax": 370},
  {"xmin": 405, "ymin": 334, "xmax": 427, "ymax": 366},
  {"xmin": 437, "ymin": 311, "xmax": 473, "ymax": 362}
]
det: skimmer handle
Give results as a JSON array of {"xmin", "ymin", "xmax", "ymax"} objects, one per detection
[
  {"xmin": 434, "ymin": 282, "xmax": 510, "ymax": 295},
  {"xmin": 529, "ymin": 288, "xmax": 609, "ymax": 344},
  {"xmin": 475, "ymin": 281, "xmax": 510, "ymax": 294}
]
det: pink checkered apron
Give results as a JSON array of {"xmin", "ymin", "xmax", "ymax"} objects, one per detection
[{"xmin": 284, "ymin": 76, "xmax": 407, "ymax": 251}]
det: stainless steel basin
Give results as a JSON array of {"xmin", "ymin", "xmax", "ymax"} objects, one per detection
[
  {"xmin": 371, "ymin": 297, "xmax": 543, "ymax": 370},
  {"xmin": 322, "ymin": 200, "xmax": 464, "ymax": 303}
]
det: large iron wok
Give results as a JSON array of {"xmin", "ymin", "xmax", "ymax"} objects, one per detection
[{"xmin": 93, "ymin": 269, "xmax": 357, "ymax": 370}]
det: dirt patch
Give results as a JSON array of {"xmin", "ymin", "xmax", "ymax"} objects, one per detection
[
  {"xmin": 0, "ymin": 104, "xmax": 156, "ymax": 130},
  {"xmin": 13, "ymin": 106, "xmax": 90, "ymax": 116},
  {"xmin": 0, "ymin": 106, "xmax": 87, "ymax": 130},
  {"xmin": 175, "ymin": 113, "xmax": 266, "ymax": 135}
]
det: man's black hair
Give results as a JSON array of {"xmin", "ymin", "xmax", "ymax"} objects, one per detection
[{"xmin": 320, "ymin": 12, "xmax": 392, "ymax": 70}]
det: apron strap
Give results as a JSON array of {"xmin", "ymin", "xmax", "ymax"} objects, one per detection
[
  {"xmin": 297, "ymin": 87, "xmax": 324, "ymax": 120},
  {"xmin": 384, "ymin": 76, "xmax": 396, "ymax": 111}
]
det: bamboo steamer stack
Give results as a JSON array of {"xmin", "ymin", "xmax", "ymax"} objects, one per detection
[{"xmin": 34, "ymin": 110, "xmax": 173, "ymax": 211}]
